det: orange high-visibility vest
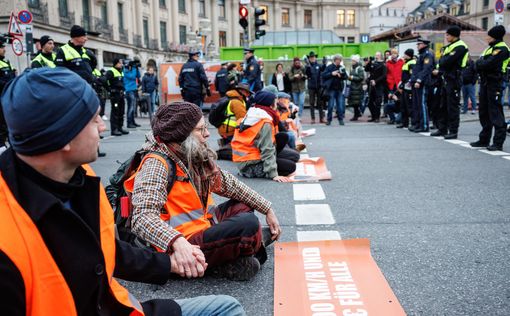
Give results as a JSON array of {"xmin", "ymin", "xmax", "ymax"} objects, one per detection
[
  {"xmin": 0, "ymin": 165, "xmax": 144, "ymax": 316},
  {"xmin": 124, "ymin": 153, "xmax": 214, "ymax": 241},
  {"xmin": 231, "ymin": 118, "xmax": 276, "ymax": 162}
]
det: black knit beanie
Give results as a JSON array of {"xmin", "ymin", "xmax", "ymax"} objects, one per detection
[
  {"xmin": 151, "ymin": 101, "xmax": 203, "ymax": 144},
  {"xmin": 488, "ymin": 25, "xmax": 506, "ymax": 41},
  {"xmin": 446, "ymin": 26, "xmax": 461, "ymax": 37}
]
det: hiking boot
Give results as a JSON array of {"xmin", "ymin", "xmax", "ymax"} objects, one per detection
[
  {"xmin": 262, "ymin": 227, "xmax": 275, "ymax": 248},
  {"xmin": 339, "ymin": 119, "xmax": 345, "ymax": 126},
  {"xmin": 430, "ymin": 130, "xmax": 443, "ymax": 137},
  {"xmin": 111, "ymin": 130, "xmax": 122, "ymax": 136},
  {"xmin": 487, "ymin": 144, "xmax": 503, "ymax": 151},
  {"xmin": 444, "ymin": 133, "xmax": 458, "ymax": 140},
  {"xmin": 470, "ymin": 140, "xmax": 489, "ymax": 148},
  {"xmin": 120, "ymin": 129, "xmax": 130, "ymax": 135},
  {"xmin": 212, "ymin": 256, "xmax": 260, "ymax": 281}
]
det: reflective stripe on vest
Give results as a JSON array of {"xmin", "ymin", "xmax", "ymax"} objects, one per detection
[
  {"xmin": 32, "ymin": 53, "xmax": 56, "ymax": 68},
  {"xmin": 231, "ymin": 118, "xmax": 276, "ymax": 162},
  {"xmin": 0, "ymin": 166, "xmax": 144, "ymax": 315},
  {"xmin": 482, "ymin": 41, "xmax": 510, "ymax": 73},
  {"xmin": 222, "ymin": 100, "xmax": 238, "ymax": 128},
  {"xmin": 61, "ymin": 43, "xmax": 90, "ymax": 61},
  {"xmin": 93, "ymin": 68, "xmax": 101, "ymax": 77},
  {"xmin": 124, "ymin": 153, "xmax": 214, "ymax": 241},
  {"xmin": 111, "ymin": 67, "xmax": 124, "ymax": 78},
  {"xmin": 442, "ymin": 39, "xmax": 469, "ymax": 68},
  {"xmin": 0, "ymin": 59, "xmax": 13, "ymax": 70},
  {"xmin": 402, "ymin": 59, "xmax": 416, "ymax": 72}
]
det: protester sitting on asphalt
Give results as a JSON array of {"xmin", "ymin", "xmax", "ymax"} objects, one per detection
[
  {"xmin": 217, "ymin": 82, "xmax": 251, "ymax": 143},
  {"xmin": 0, "ymin": 67, "xmax": 245, "ymax": 316},
  {"xmin": 232, "ymin": 90, "xmax": 299, "ymax": 182},
  {"xmin": 276, "ymin": 92, "xmax": 307, "ymax": 152},
  {"xmin": 127, "ymin": 101, "xmax": 281, "ymax": 281}
]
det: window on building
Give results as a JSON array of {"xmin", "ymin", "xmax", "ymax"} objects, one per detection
[
  {"xmin": 347, "ymin": 36, "xmax": 355, "ymax": 43},
  {"xmin": 219, "ymin": 31, "xmax": 227, "ymax": 47},
  {"xmin": 28, "ymin": 0, "xmax": 40, "ymax": 6},
  {"xmin": 82, "ymin": 0, "xmax": 90, "ymax": 29},
  {"xmin": 178, "ymin": 0, "xmax": 186, "ymax": 13},
  {"xmin": 481, "ymin": 17, "xmax": 488, "ymax": 30},
  {"xmin": 483, "ymin": 0, "xmax": 489, "ymax": 8},
  {"xmin": 179, "ymin": 25, "xmax": 187, "ymax": 44},
  {"xmin": 199, "ymin": 0, "xmax": 206, "ymax": 17},
  {"xmin": 282, "ymin": 8, "xmax": 290, "ymax": 26},
  {"xmin": 465, "ymin": 1, "xmax": 471, "ymax": 14},
  {"xmin": 346, "ymin": 10, "xmax": 355, "ymax": 27},
  {"xmin": 336, "ymin": 10, "xmax": 344, "ymax": 26},
  {"xmin": 338, "ymin": 36, "xmax": 345, "ymax": 43},
  {"xmin": 118, "ymin": 3, "xmax": 124, "ymax": 29},
  {"xmin": 218, "ymin": 0, "xmax": 226, "ymax": 19},
  {"xmin": 100, "ymin": 2, "xmax": 108, "ymax": 23},
  {"xmin": 159, "ymin": 0, "xmax": 166, "ymax": 8},
  {"xmin": 304, "ymin": 10, "xmax": 312, "ymax": 28},
  {"xmin": 160, "ymin": 21, "xmax": 167, "ymax": 47},
  {"xmin": 240, "ymin": 32, "xmax": 245, "ymax": 46},
  {"xmin": 59, "ymin": 0, "xmax": 68, "ymax": 17},
  {"xmin": 451, "ymin": 6, "xmax": 458, "ymax": 15},
  {"xmin": 143, "ymin": 18, "xmax": 149, "ymax": 47}
]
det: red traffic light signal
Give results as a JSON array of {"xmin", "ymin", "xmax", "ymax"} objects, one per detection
[{"xmin": 239, "ymin": 6, "xmax": 248, "ymax": 18}]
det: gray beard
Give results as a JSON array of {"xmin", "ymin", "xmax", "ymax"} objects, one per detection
[{"xmin": 181, "ymin": 134, "xmax": 217, "ymax": 168}]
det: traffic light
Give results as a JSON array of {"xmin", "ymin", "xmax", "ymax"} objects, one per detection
[
  {"xmin": 239, "ymin": 6, "xmax": 248, "ymax": 29},
  {"xmin": 254, "ymin": 7, "xmax": 266, "ymax": 39}
]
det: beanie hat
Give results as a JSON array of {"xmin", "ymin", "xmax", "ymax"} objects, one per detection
[
  {"xmin": 404, "ymin": 49, "xmax": 414, "ymax": 58},
  {"xmin": 262, "ymin": 84, "xmax": 278, "ymax": 96},
  {"xmin": 113, "ymin": 58, "xmax": 121, "ymax": 66},
  {"xmin": 488, "ymin": 25, "xmax": 506, "ymax": 40},
  {"xmin": 39, "ymin": 35, "xmax": 53, "ymax": 48},
  {"xmin": 253, "ymin": 90, "xmax": 276, "ymax": 107},
  {"xmin": 446, "ymin": 26, "xmax": 461, "ymax": 37},
  {"xmin": 151, "ymin": 101, "xmax": 203, "ymax": 144},
  {"xmin": 1, "ymin": 68, "xmax": 99, "ymax": 156},
  {"xmin": 277, "ymin": 92, "xmax": 291, "ymax": 99},
  {"xmin": 70, "ymin": 25, "xmax": 86, "ymax": 38}
]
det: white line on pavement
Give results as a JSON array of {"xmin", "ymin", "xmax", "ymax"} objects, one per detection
[
  {"xmin": 478, "ymin": 149, "xmax": 510, "ymax": 156},
  {"xmin": 297, "ymin": 230, "xmax": 341, "ymax": 242},
  {"xmin": 459, "ymin": 143, "xmax": 477, "ymax": 149},
  {"xmin": 444, "ymin": 139, "xmax": 468, "ymax": 145},
  {"xmin": 295, "ymin": 204, "xmax": 335, "ymax": 225},
  {"xmin": 293, "ymin": 183, "xmax": 326, "ymax": 201},
  {"xmin": 102, "ymin": 136, "xmax": 115, "ymax": 140},
  {"xmin": 419, "ymin": 132, "xmax": 431, "ymax": 136},
  {"xmin": 502, "ymin": 156, "xmax": 510, "ymax": 161}
]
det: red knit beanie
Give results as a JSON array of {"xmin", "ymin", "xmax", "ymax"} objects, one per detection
[{"xmin": 151, "ymin": 101, "xmax": 203, "ymax": 144}]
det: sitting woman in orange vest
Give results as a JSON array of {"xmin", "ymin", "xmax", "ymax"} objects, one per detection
[
  {"xmin": 128, "ymin": 101, "xmax": 281, "ymax": 281},
  {"xmin": 232, "ymin": 90, "xmax": 300, "ymax": 182}
]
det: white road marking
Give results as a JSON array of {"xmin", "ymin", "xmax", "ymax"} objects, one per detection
[
  {"xmin": 295, "ymin": 204, "xmax": 335, "ymax": 225},
  {"xmin": 102, "ymin": 136, "xmax": 115, "ymax": 140},
  {"xmin": 503, "ymin": 156, "xmax": 510, "ymax": 161},
  {"xmin": 297, "ymin": 230, "xmax": 341, "ymax": 241},
  {"xmin": 478, "ymin": 149, "xmax": 510, "ymax": 156},
  {"xmin": 459, "ymin": 143, "xmax": 477, "ymax": 149},
  {"xmin": 419, "ymin": 132, "xmax": 431, "ymax": 136},
  {"xmin": 433, "ymin": 136, "xmax": 443, "ymax": 140},
  {"xmin": 444, "ymin": 139, "xmax": 468, "ymax": 145},
  {"xmin": 293, "ymin": 183, "xmax": 326, "ymax": 201}
]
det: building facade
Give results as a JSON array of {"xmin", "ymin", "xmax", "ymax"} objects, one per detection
[{"xmin": 369, "ymin": 0, "xmax": 421, "ymax": 36}]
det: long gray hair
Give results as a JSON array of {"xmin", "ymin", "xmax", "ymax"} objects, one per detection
[{"xmin": 180, "ymin": 133, "xmax": 217, "ymax": 168}]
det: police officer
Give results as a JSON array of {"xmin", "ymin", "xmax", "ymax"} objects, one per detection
[
  {"xmin": 215, "ymin": 62, "xmax": 229, "ymax": 97},
  {"xmin": 430, "ymin": 26, "xmax": 468, "ymax": 139},
  {"xmin": 106, "ymin": 58, "xmax": 129, "ymax": 136},
  {"xmin": 410, "ymin": 38, "xmax": 435, "ymax": 132},
  {"xmin": 178, "ymin": 50, "xmax": 210, "ymax": 108},
  {"xmin": 0, "ymin": 38, "xmax": 16, "ymax": 148},
  {"xmin": 55, "ymin": 25, "xmax": 95, "ymax": 84},
  {"xmin": 31, "ymin": 35, "xmax": 56, "ymax": 68},
  {"xmin": 242, "ymin": 47, "xmax": 262, "ymax": 92},
  {"xmin": 470, "ymin": 25, "xmax": 509, "ymax": 151},
  {"xmin": 397, "ymin": 49, "xmax": 416, "ymax": 129}
]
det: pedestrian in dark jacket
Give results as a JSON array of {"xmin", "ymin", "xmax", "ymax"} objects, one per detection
[
  {"xmin": 215, "ymin": 62, "xmax": 229, "ymax": 97},
  {"xmin": 348, "ymin": 54, "xmax": 365, "ymax": 121},
  {"xmin": 142, "ymin": 67, "xmax": 160, "ymax": 119},
  {"xmin": 305, "ymin": 51, "xmax": 325, "ymax": 123},
  {"xmin": 367, "ymin": 52, "xmax": 387, "ymax": 122},
  {"xmin": 178, "ymin": 50, "xmax": 210, "ymax": 108},
  {"xmin": 322, "ymin": 54, "xmax": 348, "ymax": 125},
  {"xmin": 0, "ymin": 67, "xmax": 244, "ymax": 316},
  {"xmin": 462, "ymin": 58, "xmax": 477, "ymax": 114},
  {"xmin": 270, "ymin": 63, "xmax": 292, "ymax": 93}
]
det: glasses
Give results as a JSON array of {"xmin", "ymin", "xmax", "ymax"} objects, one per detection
[{"xmin": 194, "ymin": 123, "xmax": 209, "ymax": 136}]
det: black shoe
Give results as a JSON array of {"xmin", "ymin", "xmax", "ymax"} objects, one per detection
[
  {"xmin": 262, "ymin": 227, "xmax": 275, "ymax": 248},
  {"xmin": 414, "ymin": 128, "xmax": 429, "ymax": 133},
  {"xmin": 326, "ymin": 121, "xmax": 331, "ymax": 126},
  {"xmin": 430, "ymin": 125, "xmax": 437, "ymax": 130},
  {"xmin": 98, "ymin": 151, "xmax": 106, "ymax": 157},
  {"xmin": 127, "ymin": 124, "xmax": 137, "ymax": 128},
  {"xmin": 444, "ymin": 133, "xmax": 458, "ymax": 140},
  {"xmin": 396, "ymin": 124, "xmax": 405, "ymax": 129},
  {"xmin": 350, "ymin": 116, "xmax": 359, "ymax": 121},
  {"xmin": 430, "ymin": 130, "xmax": 443, "ymax": 137},
  {"xmin": 120, "ymin": 129, "xmax": 130, "ymax": 135},
  {"xmin": 211, "ymin": 256, "xmax": 260, "ymax": 281},
  {"xmin": 470, "ymin": 140, "xmax": 489, "ymax": 148},
  {"xmin": 133, "ymin": 123, "xmax": 141, "ymax": 127},
  {"xmin": 487, "ymin": 144, "xmax": 503, "ymax": 151},
  {"xmin": 367, "ymin": 118, "xmax": 376, "ymax": 122},
  {"xmin": 387, "ymin": 120, "xmax": 395, "ymax": 125},
  {"xmin": 99, "ymin": 135, "xmax": 104, "ymax": 139},
  {"xmin": 111, "ymin": 130, "xmax": 122, "ymax": 136}
]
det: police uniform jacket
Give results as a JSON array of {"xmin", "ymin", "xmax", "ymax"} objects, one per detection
[
  {"xmin": 31, "ymin": 51, "xmax": 56, "ymax": 68},
  {"xmin": 411, "ymin": 47, "xmax": 435, "ymax": 86},
  {"xmin": 0, "ymin": 149, "xmax": 180, "ymax": 315},
  {"xmin": 462, "ymin": 59, "xmax": 478, "ymax": 85},
  {"xmin": 243, "ymin": 55, "xmax": 262, "ymax": 91},
  {"xmin": 106, "ymin": 67, "xmax": 126, "ymax": 94},
  {"xmin": 400, "ymin": 58, "xmax": 416, "ymax": 88},
  {"xmin": 55, "ymin": 41, "xmax": 95, "ymax": 84},
  {"xmin": 0, "ymin": 56, "xmax": 15, "ymax": 92},
  {"xmin": 305, "ymin": 61, "xmax": 322, "ymax": 90},
  {"xmin": 214, "ymin": 68, "xmax": 229, "ymax": 95},
  {"xmin": 476, "ymin": 40, "xmax": 510, "ymax": 83},
  {"xmin": 178, "ymin": 58, "xmax": 209, "ymax": 93},
  {"xmin": 438, "ymin": 39, "xmax": 468, "ymax": 80}
]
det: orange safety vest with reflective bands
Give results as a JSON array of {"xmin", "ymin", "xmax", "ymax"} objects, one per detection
[
  {"xmin": 0, "ymin": 165, "xmax": 144, "ymax": 316},
  {"xmin": 231, "ymin": 118, "xmax": 276, "ymax": 162}
]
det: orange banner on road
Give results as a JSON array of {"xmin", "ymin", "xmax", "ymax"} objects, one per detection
[
  {"xmin": 274, "ymin": 239, "xmax": 406, "ymax": 316},
  {"xmin": 291, "ymin": 157, "xmax": 332, "ymax": 182}
]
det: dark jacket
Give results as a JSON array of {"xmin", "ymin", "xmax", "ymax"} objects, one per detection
[
  {"xmin": 270, "ymin": 72, "xmax": 291, "ymax": 93},
  {"xmin": 400, "ymin": 58, "xmax": 416, "ymax": 88},
  {"xmin": 142, "ymin": 73, "xmax": 159, "ymax": 93},
  {"xmin": 178, "ymin": 58, "xmax": 209, "ymax": 93},
  {"xmin": 369, "ymin": 60, "xmax": 387, "ymax": 90},
  {"xmin": 214, "ymin": 68, "xmax": 229, "ymax": 96},
  {"xmin": 289, "ymin": 65, "xmax": 307, "ymax": 92},
  {"xmin": 321, "ymin": 63, "xmax": 347, "ymax": 92},
  {"xmin": 476, "ymin": 40, "xmax": 510, "ymax": 83},
  {"xmin": 438, "ymin": 39, "xmax": 468, "ymax": 80},
  {"xmin": 305, "ymin": 61, "xmax": 322, "ymax": 90},
  {"xmin": 411, "ymin": 47, "xmax": 435, "ymax": 86},
  {"xmin": 348, "ymin": 63, "xmax": 365, "ymax": 106},
  {"xmin": 242, "ymin": 56, "xmax": 262, "ymax": 92},
  {"xmin": 462, "ymin": 59, "xmax": 477, "ymax": 85},
  {"xmin": 55, "ymin": 41, "xmax": 95, "ymax": 84},
  {"xmin": 106, "ymin": 66, "xmax": 126, "ymax": 94},
  {"xmin": 0, "ymin": 149, "xmax": 180, "ymax": 316},
  {"xmin": 0, "ymin": 56, "xmax": 16, "ymax": 92}
]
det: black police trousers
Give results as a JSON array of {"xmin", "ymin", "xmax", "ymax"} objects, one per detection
[
  {"xmin": 400, "ymin": 90, "xmax": 413, "ymax": 127},
  {"xmin": 182, "ymin": 89, "xmax": 204, "ymax": 108},
  {"xmin": 308, "ymin": 88, "xmax": 324, "ymax": 120},
  {"xmin": 368, "ymin": 85, "xmax": 384, "ymax": 120},
  {"xmin": 437, "ymin": 77, "xmax": 461, "ymax": 134},
  {"xmin": 478, "ymin": 80, "xmax": 507, "ymax": 146},
  {"xmin": 110, "ymin": 94, "xmax": 125, "ymax": 133},
  {"xmin": 412, "ymin": 86, "xmax": 429, "ymax": 131}
]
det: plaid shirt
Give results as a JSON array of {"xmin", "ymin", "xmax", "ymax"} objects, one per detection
[{"xmin": 130, "ymin": 134, "xmax": 273, "ymax": 252}]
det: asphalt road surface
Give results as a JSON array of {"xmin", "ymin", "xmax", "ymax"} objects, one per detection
[{"xmin": 92, "ymin": 110, "xmax": 510, "ymax": 316}]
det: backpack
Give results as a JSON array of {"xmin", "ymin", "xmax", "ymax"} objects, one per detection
[
  {"xmin": 208, "ymin": 97, "xmax": 232, "ymax": 127},
  {"xmin": 105, "ymin": 150, "xmax": 176, "ymax": 247}
]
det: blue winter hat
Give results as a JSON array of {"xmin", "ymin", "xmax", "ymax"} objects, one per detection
[
  {"xmin": 1, "ymin": 68, "xmax": 100, "ymax": 156},
  {"xmin": 253, "ymin": 90, "xmax": 276, "ymax": 107},
  {"xmin": 277, "ymin": 92, "xmax": 291, "ymax": 99}
]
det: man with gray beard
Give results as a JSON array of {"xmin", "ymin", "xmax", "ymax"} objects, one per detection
[{"xmin": 127, "ymin": 101, "xmax": 281, "ymax": 281}]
